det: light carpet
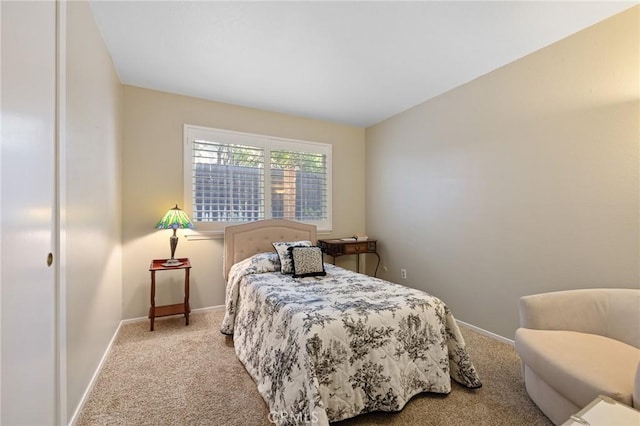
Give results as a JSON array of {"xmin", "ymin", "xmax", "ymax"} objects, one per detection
[{"xmin": 76, "ymin": 309, "xmax": 552, "ymax": 425}]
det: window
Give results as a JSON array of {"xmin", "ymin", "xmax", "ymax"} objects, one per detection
[{"xmin": 183, "ymin": 125, "xmax": 332, "ymax": 234}]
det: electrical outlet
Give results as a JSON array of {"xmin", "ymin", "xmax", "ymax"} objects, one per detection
[{"xmin": 401, "ymin": 269, "xmax": 407, "ymax": 279}]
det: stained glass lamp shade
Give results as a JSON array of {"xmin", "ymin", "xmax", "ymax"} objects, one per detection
[{"xmin": 155, "ymin": 205, "xmax": 194, "ymax": 266}]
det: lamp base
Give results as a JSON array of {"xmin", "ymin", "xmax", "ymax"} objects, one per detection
[{"xmin": 162, "ymin": 258, "xmax": 183, "ymax": 267}]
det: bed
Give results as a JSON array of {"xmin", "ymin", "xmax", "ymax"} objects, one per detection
[{"xmin": 220, "ymin": 219, "xmax": 481, "ymax": 425}]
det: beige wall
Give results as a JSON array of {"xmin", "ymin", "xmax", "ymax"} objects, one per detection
[
  {"xmin": 122, "ymin": 86, "xmax": 365, "ymax": 319},
  {"xmin": 365, "ymin": 6, "xmax": 640, "ymax": 339},
  {"xmin": 65, "ymin": 0, "xmax": 123, "ymax": 420}
]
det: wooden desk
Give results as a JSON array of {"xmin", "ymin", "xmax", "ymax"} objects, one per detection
[
  {"xmin": 148, "ymin": 258, "xmax": 191, "ymax": 331},
  {"xmin": 318, "ymin": 239, "xmax": 380, "ymax": 276}
]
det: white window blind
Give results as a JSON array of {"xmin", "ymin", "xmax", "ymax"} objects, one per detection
[
  {"xmin": 270, "ymin": 148, "xmax": 327, "ymax": 223},
  {"xmin": 184, "ymin": 125, "xmax": 332, "ymax": 234}
]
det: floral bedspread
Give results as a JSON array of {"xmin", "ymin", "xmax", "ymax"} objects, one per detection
[{"xmin": 221, "ymin": 253, "xmax": 482, "ymax": 425}]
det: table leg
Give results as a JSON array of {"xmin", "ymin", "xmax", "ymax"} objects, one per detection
[
  {"xmin": 150, "ymin": 270, "xmax": 156, "ymax": 331},
  {"xmin": 184, "ymin": 267, "xmax": 190, "ymax": 326},
  {"xmin": 373, "ymin": 252, "xmax": 381, "ymax": 277}
]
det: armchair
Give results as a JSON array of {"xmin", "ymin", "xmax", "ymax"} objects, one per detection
[{"xmin": 514, "ymin": 288, "xmax": 640, "ymax": 425}]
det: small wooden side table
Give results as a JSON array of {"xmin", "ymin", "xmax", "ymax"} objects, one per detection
[
  {"xmin": 148, "ymin": 258, "xmax": 191, "ymax": 331},
  {"xmin": 317, "ymin": 239, "xmax": 381, "ymax": 276}
]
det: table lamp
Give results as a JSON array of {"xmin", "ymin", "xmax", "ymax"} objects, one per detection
[{"xmin": 155, "ymin": 204, "xmax": 194, "ymax": 267}]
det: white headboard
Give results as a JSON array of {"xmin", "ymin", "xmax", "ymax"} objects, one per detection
[{"xmin": 223, "ymin": 219, "xmax": 317, "ymax": 280}]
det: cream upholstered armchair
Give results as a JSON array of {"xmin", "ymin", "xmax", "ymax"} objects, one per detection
[{"xmin": 514, "ymin": 288, "xmax": 640, "ymax": 425}]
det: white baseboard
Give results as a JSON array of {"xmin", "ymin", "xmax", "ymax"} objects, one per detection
[
  {"xmin": 456, "ymin": 319, "xmax": 514, "ymax": 346},
  {"xmin": 120, "ymin": 304, "xmax": 226, "ymax": 325},
  {"xmin": 68, "ymin": 320, "xmax": 124, "ymax": 426}
]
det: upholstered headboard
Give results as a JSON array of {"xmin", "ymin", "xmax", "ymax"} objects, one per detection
[{"xmin": 223, "ymin": 219, "xmax": 317, "ymax": 280}]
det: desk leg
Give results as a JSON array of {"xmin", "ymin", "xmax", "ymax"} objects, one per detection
[
  {"xmin": 356, "ymin": 254, "xmax": 360, "ymax": 273},
  {"xmin": 150, "ymin": 270, "xmax": 156, "ymax": 331},
  {"xmin": 184, "ymin": 267, "xmax": 190, "ymax": 326},
  {"xmin": 373, "ymin": 252, "xmax": 381, "ymax": 277}
]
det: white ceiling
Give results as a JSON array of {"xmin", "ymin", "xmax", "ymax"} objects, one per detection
[{"xmin": 89, "ymin": 1, "xmax": 636, "ymax": 128}]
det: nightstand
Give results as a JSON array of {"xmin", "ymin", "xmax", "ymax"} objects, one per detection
[
  {"xmin": 318, "ymin": 239, "xmax": 381, "ymax": 276},
  {"xmin": 148, "ymin": 258, "xmax": 191, "ymax": 331}
]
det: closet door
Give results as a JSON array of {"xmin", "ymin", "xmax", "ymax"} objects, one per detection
[{"xmin": 1, "ymin": 1, "xmax": 58, "ymax": 424}]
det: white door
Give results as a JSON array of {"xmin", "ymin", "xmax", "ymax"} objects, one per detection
[{"xmin": 1, "ymin": 1, "xmax": 58, "ymax": 424}]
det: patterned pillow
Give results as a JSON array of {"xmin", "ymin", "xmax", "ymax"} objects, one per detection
[
  {"xmin": 289, "ymin": 246, "xmax": 326, "ymax": 278},
  {"xmin": 272, "ymin": 240, "xmax": 312, "ymax": 274}
]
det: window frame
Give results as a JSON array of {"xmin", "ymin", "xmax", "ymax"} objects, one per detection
[{"xmin": 183, "ymin": 124, "xmax": 332, "ymax": 236}]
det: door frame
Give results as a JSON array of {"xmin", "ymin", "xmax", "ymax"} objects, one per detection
[{"xmin": 56, "ymin": 1, "xmax": 68, "ymax": 424}]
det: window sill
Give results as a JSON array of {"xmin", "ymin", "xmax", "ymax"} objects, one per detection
[
  {"xmin": 184, "ymin": 229, "xmax": 332, "ymax": 241},
  {"xmin": 184, "ymin": 231, "xmax": 224, "ymax": 240}
]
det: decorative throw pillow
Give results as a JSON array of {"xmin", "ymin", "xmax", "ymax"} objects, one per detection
[
  {"xmin": 289, "ymin": 246, "xmax": 326, "ymax": 278},
  {"xmin": 272, "ymin": 240, "xmax": 312, "ymax": 274}
]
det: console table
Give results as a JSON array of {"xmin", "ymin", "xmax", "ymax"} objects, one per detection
[{"xmin": 318, "ymin": 239, "xmax": 380, "ymax": 276}]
